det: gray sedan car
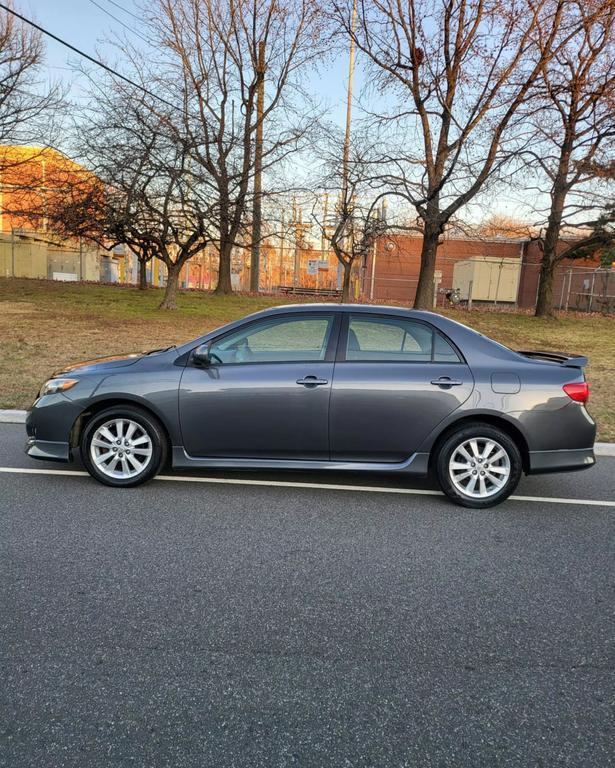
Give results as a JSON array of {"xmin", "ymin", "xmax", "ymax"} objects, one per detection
[{"xmin": 26, "ymin": 304, "xmax": 596, "ymax": 507}]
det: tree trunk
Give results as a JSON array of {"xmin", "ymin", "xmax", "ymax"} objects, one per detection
[
  {"xmin": 138, "ymin": 258, "xmax": 148, "ymax": 290},
  {"xmin": 414, "ymin": 222, "xmax": 441, "ymax": 309},
  {"xmin": 535, "ymin": 192, "xmax": 567, "ymax": 318},
  {"xmin": 214, "ymin": 240, "xmax": 233, "ymax": 295},
  {"xmin": 341, "ymin": 260, "xmax": 352, "ymax": 302},
  {"xmin": 535, "ymin": 135, "xmax": 573, "ymax": 317},
  {"xmin": 535, "ymin": 252, "xmax": 557, "ymax": 317},
  {"xmin": 159, "ymin": 263, "xmax": 181, "ymax": 309}
]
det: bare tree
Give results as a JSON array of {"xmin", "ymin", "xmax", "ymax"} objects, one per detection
[
  {"xmin": 92, "ymin": 98, "xmax": 216, "ymax": 309},
  {"xmin": 141, "ymin": 0, "xmax": 324, "ymax": 294},
  {"xmin": 475, "ymin": 214, "xmax": 534, "ymax": 239},
  {"xmin": 19, "ymin": 79, "xmax": 217, "ymax": 309},
  {"xmin": 11, "ymin": 150, "xmax": 153, "ymax": 291},
  {"xmin": 582, "ymin": 160, "xmax": 615, "ymax": 266},
  {"xmin": 0, "ymin": 3, "xmax": 61, "ymax": 154},
  {"xmin": 526, "ymin": 0, "xmax": 615, "ymax": 316},
  {"xmin": 311, "ymin": 135, "xmax": 388, "ymax": 301},
  {"xmin": 332, "ymin": 0, "xmax": 570, "ymax": 309}
]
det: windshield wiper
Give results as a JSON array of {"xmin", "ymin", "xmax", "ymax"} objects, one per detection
[{"xmin": 144, "ymin": 345, "xmax": 177, "ymax": 355}]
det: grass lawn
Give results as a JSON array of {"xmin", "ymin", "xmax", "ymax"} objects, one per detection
[{"xmin": 1, "ymin": 277, "xmax": 613, "ymax": 441}]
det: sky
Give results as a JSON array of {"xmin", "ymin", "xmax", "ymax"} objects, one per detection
[
  {"xmin": 27, "ymin": 0, "xmax": 356, "ymax": 121},
  {"xmin": 26, "ymin": 0, "xmax": 141, "ymax": 87},
  {"xmin": 24, "ymin": 0, "xmax": 528, "ymax": 223}
]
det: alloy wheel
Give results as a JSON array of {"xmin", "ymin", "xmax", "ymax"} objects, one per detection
[
  {"xmin": 89, "ymin": 418, "xmax": 153, "ymax": 480},
  {"xmin": 448, "ymin": 437, "xmax": 511, "ymax": 499}
]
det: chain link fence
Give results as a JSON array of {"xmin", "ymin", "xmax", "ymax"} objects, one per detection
[
  {"xmin": 3, "ymin": 230, "xmax": 612, "ymax": 314},
  {"xmin": 551, "ymin": 267, "xmax": 614, "ymax": 313}
]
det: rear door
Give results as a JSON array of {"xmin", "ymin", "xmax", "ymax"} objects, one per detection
[
  {"xmin": 329, "ymin": 313, "xmax": 474, "ymax": 462},
  {"xmin": 179, "ymin": 312, "xmax": 340, "ymax": 459}
]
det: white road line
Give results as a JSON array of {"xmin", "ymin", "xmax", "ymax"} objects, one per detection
[
  {"xmin": 507, "ymin": 494, "xmax": 614, "ymax": 508},
  {"xmin": 155, "ymin": 474, "xmax": 443, "ymax": 496},
  {"xmin": 0, "ymin": 467, "xmax": 88, "ymax": 478},
  {"xmin": 0, "ymin": 465, "xmax": 613, "ymax": 507}
]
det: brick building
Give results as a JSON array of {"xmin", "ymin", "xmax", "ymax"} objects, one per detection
[{"xmin": 363, "ymin": 232, "xmax": 606, "ymax": 308}]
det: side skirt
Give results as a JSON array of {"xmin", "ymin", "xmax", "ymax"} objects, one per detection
[{"xmin": 171, "ymin": 447, "xmax": 430, "ymax": 476}]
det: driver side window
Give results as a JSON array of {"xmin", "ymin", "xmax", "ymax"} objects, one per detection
[{"xmin": 209, "ymin": 314, "xmax": 334, "ymax": 365}]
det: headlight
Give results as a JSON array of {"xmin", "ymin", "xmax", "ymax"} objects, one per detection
[{"xmin": 39, "ymin": 378, "xmax": 79, "ymax": 396}]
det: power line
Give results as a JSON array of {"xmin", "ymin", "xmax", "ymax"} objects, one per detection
[
  {"xmin": 87, "ymin": 0, "xmax": 150, "ymax": 46},
  {"xmin": 0, "ymin": 2, "xmax": 180, "ymax": 113},
  {"xmin": 102, "ymin": 0, "xmax": 143, "ymax": 23}
]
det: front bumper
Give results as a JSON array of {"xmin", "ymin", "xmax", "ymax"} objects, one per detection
[
  {"xmin": 25, "ymin": 436, "xmax": 70, "ymax": 462},
  {"xmin": 527, "ymin": 447, "xmax": 595, "ymax": 474},
  {"xmin": 25, "ymin": 393, "xmax": 82, "ymax": 464}
]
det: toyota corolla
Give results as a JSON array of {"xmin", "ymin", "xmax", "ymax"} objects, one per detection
[{"xmin": 25, "ymin": 304, "xmax": 596, "ymax": 507}]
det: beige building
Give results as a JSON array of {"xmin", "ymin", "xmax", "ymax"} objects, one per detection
[
  {"xmin": 0, "ymin": 145, "xmax": 123, "ymax": 283},
  {"xmin": 0, "ymin": 230, "xmax": 102, "ymax": 281}
]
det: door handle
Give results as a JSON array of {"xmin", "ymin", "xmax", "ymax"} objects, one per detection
[
  {"xmin": 431, "ymin": 376, "xmax": 463, "ymax": 387},
  {"xmin": 296, "ymin": 376, "xmax": 329, "ymax": 387}
]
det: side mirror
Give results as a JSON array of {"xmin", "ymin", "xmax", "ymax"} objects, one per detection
[{"xmin": 192, "ymin": 343, "xmax": 211, "ymax": 366}]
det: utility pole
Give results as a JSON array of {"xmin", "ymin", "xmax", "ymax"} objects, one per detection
[
  {"xmin": 341, "ymin": 0, "xmax": 357, "ymax": 206},
  {"xmin": 318, "ymin": 193, "xmax": 330, "ymax": 291},
  {"xmin": 293, "ymin": 203, "xmax": 302, "ymax": 288},
  {"xmin": 321, "ymin": 193, "xmax": 329, "ymax": 255},
  {"xmin": 279, "ymin": 209, "xmax": 285, "ymax": 288},
  {"xmin": 250, "ymin": 40, "xmax": 266, "ymax": 293},
  {"xmin": 339, "ymin": 0, "xmax": 357, "ymax": 291}
]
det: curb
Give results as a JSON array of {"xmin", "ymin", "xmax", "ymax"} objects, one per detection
[
  {"xmin": 0, "ymin": 409, "xmax": 27, "ymax": 423},
  {"xmin": 1, "ymin": 408, "xmax": 614, "ymax": 456}
]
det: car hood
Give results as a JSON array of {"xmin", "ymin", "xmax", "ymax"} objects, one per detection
[{"xmin": 53, "ymin": 353, "xmax": 144, "ymax": 376}]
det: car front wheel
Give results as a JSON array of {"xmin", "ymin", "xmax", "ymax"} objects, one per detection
[
  {"xmin": 436, "ymin": 424, "xmax": 522, "ymax": 508},
  {"xmin": 81, "ymin": 406, "xmax": 167, "ymax": 487}
]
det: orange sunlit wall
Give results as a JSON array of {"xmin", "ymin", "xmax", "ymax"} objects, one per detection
[{"xmin": 0, "ymin": 145, "xmax": 96, "ymax": 235}]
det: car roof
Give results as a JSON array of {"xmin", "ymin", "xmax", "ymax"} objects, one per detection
[{"xmin": 260, "ymin": 303, "xmax": 437, "ymax": 319}]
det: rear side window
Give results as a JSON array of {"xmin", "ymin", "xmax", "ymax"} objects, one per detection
[
  {"xmin": 345, "ymin": 315, "xmax": 461, "ymax": 363},
  {"xmin": 433, "ymin": 331, "xmax": 461, "ymax": 362}
]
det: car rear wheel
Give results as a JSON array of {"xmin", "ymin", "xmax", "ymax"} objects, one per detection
[
  {"xmin": 436, "ymin": 424, "xmax": 522, "ymax": 508},
  {"xmin": 81, "ymin": 406, "xmax": 167, "ymax": 487}
]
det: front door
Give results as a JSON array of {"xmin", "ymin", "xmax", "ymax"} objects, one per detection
[
  {"xmin": 330, "ymin": 313, "xmax": 474, "ymax": 462},
  {"xmin": 179, "ymin": 312, "xmax": 339, "ymax": 459}
]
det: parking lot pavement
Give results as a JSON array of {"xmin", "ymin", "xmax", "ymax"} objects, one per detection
[{"xmin": 1, "ymin": 423, "xmax": 614, "ymax": 767}]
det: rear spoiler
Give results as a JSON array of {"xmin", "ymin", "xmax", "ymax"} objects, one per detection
[{"xmin": 516, "ymin": 350, "xmax": 588, "ymax": 368}]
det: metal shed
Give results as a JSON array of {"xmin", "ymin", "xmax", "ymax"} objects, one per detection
[{"xmin": 452, "ymin": 256, "xmax": 522, "ymax": 303}]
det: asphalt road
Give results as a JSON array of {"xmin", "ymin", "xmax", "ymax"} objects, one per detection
[{"xmin": 1, "ymin": 422, "xmax": 614, "ymax": 768}]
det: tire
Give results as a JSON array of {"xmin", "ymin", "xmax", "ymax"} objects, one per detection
[
  {"xmin": 80, "ymin": 405, "xmax": 167, "ymax": 488},
  {"xmin": 435, "ymin": 423, "xmax": 522, "ymax": 509}
]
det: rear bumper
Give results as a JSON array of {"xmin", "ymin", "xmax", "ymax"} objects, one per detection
[
  {"xmin": 527, "ymin": 447, "xmax": 595, "ymax": 475},
  {"xmin": 25, "ymin": 436, "xmax": 71, "ymax": 462}
]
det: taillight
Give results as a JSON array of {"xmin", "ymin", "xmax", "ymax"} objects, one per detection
[{"xmin": 563, "ymin": 382, "xmax": 589, "ymax": 404}]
